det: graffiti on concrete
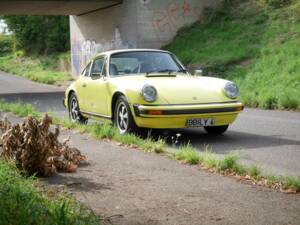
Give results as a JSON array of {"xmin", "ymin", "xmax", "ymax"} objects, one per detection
[
  {"xmin": 152, "ymin": 0, "xmax": 203, "ymax": 38},
  {"xmin": 140, "ymin": 0, "xmax": 151, "ymax": 5},
  {"xmin": 72, "ymin": 28, "xmax": 134, "ymax": 75}
]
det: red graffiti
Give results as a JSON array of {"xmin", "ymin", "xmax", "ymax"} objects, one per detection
[
  {"xmin": 152, "ymin": 0, "xmax": 203, "ymax": 36},
  {"xmin": 182, "ymin": 0, "xmax": 191, "ymax": 16}
]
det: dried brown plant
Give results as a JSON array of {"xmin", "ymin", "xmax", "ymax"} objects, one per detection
[{"xmin": 0, "ymin": 114, "xmax": 86, "ymax": 177}]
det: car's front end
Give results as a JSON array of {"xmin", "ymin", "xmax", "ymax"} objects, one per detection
[{"xmin": 128, "ymin": 75, "xmax": 243, "ymax": 129}]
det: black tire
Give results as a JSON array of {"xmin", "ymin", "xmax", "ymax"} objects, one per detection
[
  {"xmin": 114, "ymin": 96, "xmax": 138, "ymax": 134},
  {"xmin": 204, "ymin": 125, "xmax": 229, "ymax": 135},
  {"xmin": 68, "ymin": 93, "xmax": 88, "ymax": 124}
]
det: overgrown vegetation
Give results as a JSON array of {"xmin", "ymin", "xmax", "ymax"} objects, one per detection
[
  {"xmin": 1, "ymin": 16, "xmax": 69, "ymax": 55},
  {"xmin": 164, "ymin": 0, "xmax": 300, "ymax": 110},
  {"xmin": 0, "ymin": 16, "xmax": 71, "ymax": 84},
  {"xmin": 1, "ymin": 101, "xmax": 299, "ymax": 193},
  {"xmin": 0, "ymin": 53, "xmax": 72, "ymax": 84},
  {"xmin": 0, "ymin": 159, "xmax": 101, "ymax": 225},
  {"xmin": 0, "ymin": 35, "xmax": 14, "ymax": 56}
]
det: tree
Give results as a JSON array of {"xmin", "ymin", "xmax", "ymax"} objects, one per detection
[{"xmin": 2, "ymin": 16, "xmax": 70, "ymax": 55}]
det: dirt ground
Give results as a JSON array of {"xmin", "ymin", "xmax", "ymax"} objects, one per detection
[{"xmin": 2, "ymin": 113, "xmax": 300, "ymax": 225}]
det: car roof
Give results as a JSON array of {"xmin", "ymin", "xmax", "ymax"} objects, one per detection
[{"xmin": 93, "ymin": 48, "xmax": 171, "ymax": 59}]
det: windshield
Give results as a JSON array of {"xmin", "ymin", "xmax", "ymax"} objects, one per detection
[{"xmin": 109, "ymin": 51, "xmax": 185, "ymax": 76}]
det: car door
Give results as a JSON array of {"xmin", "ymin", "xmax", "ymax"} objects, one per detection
[
  {"xmin": 84, "ymin": 57, "xmax": 110, "ymax": 117},
  {"xmin": 76, "ymin": 62, "xmax": 92, "ymax": 111}
]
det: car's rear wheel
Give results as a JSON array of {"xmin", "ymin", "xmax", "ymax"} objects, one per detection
[
  {"xmin": 68, "ymin": 93, "xmax": 88, "ymax": 124},
  {"xmin": 204, "ymin": 125, "xmax": 229, "ymax": 135},
  {"xmin": 114, "ymin": 96, "xmax": 138, "ymax": 134}
]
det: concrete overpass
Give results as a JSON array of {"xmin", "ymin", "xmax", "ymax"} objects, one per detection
[
  {"xmin": 0, "ymin": 0, "xmax": 122, "ymax": 16},
  {"xmin": 0, "ymin": 0, "xmax": 222, "ymax": 76}
]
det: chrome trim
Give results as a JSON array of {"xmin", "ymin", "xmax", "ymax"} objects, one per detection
[{"xmin": 80, "ymin": 110, "xmax": 111, "ymax": 119}]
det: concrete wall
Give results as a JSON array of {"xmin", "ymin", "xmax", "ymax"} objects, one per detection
[{"xmin": 70, "ymin": 0, "xmax": 222, "ymax": 76}]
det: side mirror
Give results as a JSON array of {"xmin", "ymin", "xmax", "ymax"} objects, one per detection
[
  {"xmin": 91, "ymin": 73, "xmax": 101, "ymax": 80},
  {"xmin": 194, "ymin": 69, "xmax": 203, "ymax": 76}
]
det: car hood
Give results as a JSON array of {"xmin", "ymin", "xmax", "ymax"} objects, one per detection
[{"xmin": 110, "ymin": 75, "xmax": 233, "ymax": 104}]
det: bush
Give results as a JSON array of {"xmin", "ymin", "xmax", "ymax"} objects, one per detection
[
  {"xmin": 0, "ymin": 35, "xmax": 14, "ymax": 56},
  {"xmin": 264, "ymin": 0, "xmax": 292, "ymax": 8},
  {"xmin": 2, "ymin": 16, "xmax": 70, "ymax": 55}
]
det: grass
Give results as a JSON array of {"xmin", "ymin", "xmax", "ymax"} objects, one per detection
[
  {"xmin": 0, "ymin": 100, "xmax": 40, "ymax": 118},
  {"xmin": 175, "ymin": 145, "xmax": 300, "ymax": 192},
  {"xmin": 175, "ymin": 143, "xmax": 201, "ymax": 164},
  {"xmin": 164, "ymin": 0, "xmax": 300, "ymax": 110},
  {"xmin": 1, "ymin": 100, "xmax": 299, "ymax": 193},
  {"xmin": 0, "ymin": 158, "xmax": 102, "ymax": 225},
  {"xmin": 53, "ymin": 117, "xmax": 166, "ymax": 154},
  {"xmin": 0, "ymin": 53, "xmax": 72, "ymax": 84}
]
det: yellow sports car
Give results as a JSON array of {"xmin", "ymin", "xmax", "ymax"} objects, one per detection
[{"xmin": 64, "ymin": 49, "xmax": 243, "ymax": 134}]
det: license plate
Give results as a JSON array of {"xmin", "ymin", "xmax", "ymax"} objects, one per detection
[{"xmin": 186, "ymin": 118, "xmax": 215, "ymax": 127}]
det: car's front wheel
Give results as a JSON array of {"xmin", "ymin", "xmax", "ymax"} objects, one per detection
[
  {"xmin": 114, "ymin": 96, "xmax": 138, "ymax": 134},
  {"xmin": 68, "ymin": 93, "xmax": 88, "ymax": 124},
  {"xmin": 204, "ymin": 125, "xmax": 229, "ymax": 135}
]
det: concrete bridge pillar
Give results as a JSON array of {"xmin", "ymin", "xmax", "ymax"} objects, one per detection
[{"xmin": 70, "ymin": 0, "xmax": 222, "ymax": 76}]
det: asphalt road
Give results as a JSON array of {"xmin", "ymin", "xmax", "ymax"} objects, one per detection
[{"xmin": 1, "ymin": 70, "xmax": 299, "ymax": 176}]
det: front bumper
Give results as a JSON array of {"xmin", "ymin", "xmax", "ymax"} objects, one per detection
[{"xmin": 132, "ymin": 101, "xmax": 244, "ymax": 129}]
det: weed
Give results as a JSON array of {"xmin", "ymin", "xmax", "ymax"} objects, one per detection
[
  {"xmin": 200, "ymin": 148, "xmax": 219, "ymax": 168},
  {"xmin": 175, "ymin": 143, "xmax": 200, "ymax": 165},
  {"xmin": 218, "ymin": 153, "xmax": 239, "ymax": 171},
  {"xmin": 0, "ymin": 100, "xmax": 40, "ymax": 118},
  {"xmin": 281, "ymin": 176, "xmax": 300, "ymax": 191},
  {"xmin": 141, "ymin": 138, "xmax": 165, "ymax": 153},
  {"xmin": 248, "ymin": 165, "xmax": 262, "ymax": 178}
]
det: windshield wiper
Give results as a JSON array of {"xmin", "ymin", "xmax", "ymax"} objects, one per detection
[
  {"xmin": 177, "ymin": 69, "xmax": 187, "ymax": 73},
  {"xmin": 146, "ymin": 69, "xmax": 177, "ymax": 75},
  {"xmin": 157, "ymin": 69, "xmax": 177, "ymax": 74}
]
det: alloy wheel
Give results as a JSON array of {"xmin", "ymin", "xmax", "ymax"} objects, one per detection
[{"xmin": 116, "ymin": 102, "xmax": 129, "ymax": 133}]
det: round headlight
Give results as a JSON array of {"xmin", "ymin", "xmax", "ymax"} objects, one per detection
[
  {"xmin": 224, "ymin": 82, "xmax": 239, "ymax": 99},
  {"xmin": 141, "ymin": 84, "xmax": 157, "ymax": 102}
]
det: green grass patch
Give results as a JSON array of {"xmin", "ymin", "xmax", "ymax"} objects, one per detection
[
  {"xmin": 0, "ymin": 158, "xmax": 101, "ymax": 225},
  {"xmin": 164, "ymin": 0, "xmax": 300, "ymax": 110},
  {"xmin": 175, "ymin": 143, "xmax": 201, "ymax": 164},
  {"xmin": 0, "ymin": 100, "xmax": 40, "ymax": 118},
  {"xmin": 0, "ymin": 53, "xmax": 72, "ymax": 84}
]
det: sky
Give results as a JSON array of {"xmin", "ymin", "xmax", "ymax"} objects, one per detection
[{"xmin": 0, "ymin": 19, "xmax": 9, "ymax": 34}]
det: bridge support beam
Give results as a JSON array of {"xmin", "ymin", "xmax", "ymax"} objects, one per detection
[{"xmin": 70, "ymin": 0, "xmax": 222, "ymax": 76}]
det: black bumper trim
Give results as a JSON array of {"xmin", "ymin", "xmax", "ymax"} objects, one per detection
[{"xmin": 133, "ymin": 105, "xmax": 243, "ymax": 116}]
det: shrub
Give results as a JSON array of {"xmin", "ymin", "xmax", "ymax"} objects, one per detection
[
  {"xmin": 0, "ymin": 35, "xmax": 14, "ymax": 56},
  {"xmin": 264, "ymin": 0, "xmax": 292, "ymax": 8}
]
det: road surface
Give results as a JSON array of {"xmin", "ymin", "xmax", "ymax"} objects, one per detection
[{"xmin": 0, "ymin": 70, "xmax": 299, "ymax": 176}]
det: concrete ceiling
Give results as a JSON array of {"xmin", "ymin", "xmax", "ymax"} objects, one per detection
[{"xmin": 0, "ymin": 0, "xmax": 122, "ymax": 16}]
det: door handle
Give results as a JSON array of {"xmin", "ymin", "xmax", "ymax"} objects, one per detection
[{"xmin": 82, "ymin": 83, "xmax": 87, "ymax": 87}]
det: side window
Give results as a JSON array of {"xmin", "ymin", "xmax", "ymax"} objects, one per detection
[
  {"xmin": 82, "ymin": 63, "xmax": 91, "ymax": 77},
  {"xmin": 91, "ymin": 58, "xmax": 105, "ymax": 76}
]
